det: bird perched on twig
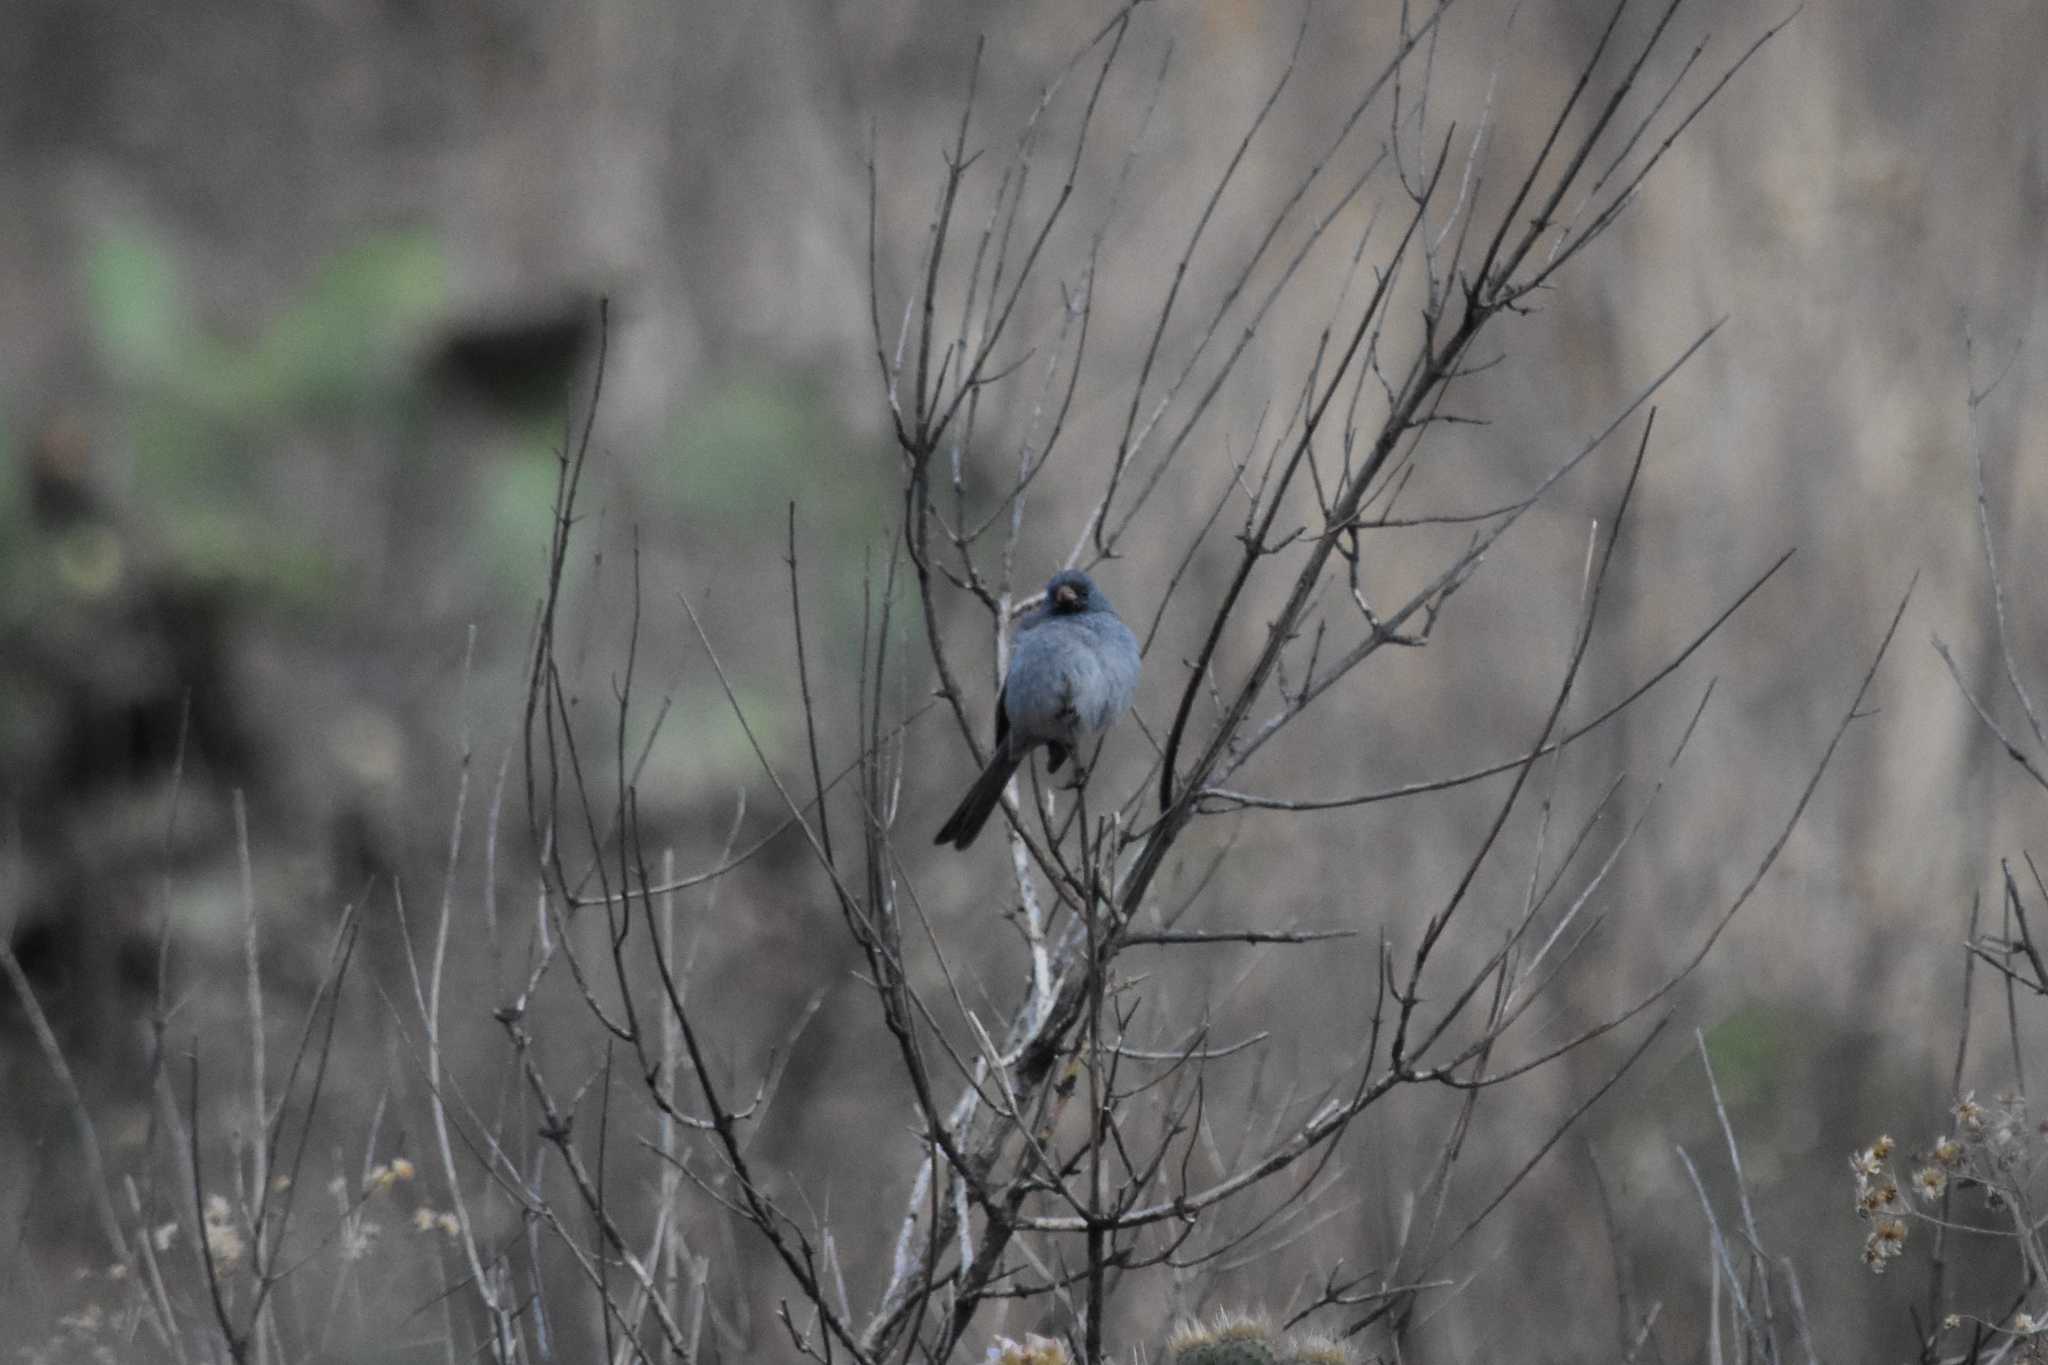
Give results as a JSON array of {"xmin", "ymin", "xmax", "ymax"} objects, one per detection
[{"xmin": 935, "ymin": 568, "xmax": 1141, "ymax": 850}]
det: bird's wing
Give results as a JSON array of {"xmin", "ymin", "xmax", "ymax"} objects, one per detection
[{"xmin": 993, "ymin": 602, "xmax": 1053, "ymax": 753}]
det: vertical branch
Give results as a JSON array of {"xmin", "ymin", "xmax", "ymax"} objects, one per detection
[
  {"xmin": 189, "ymin": 1054, "xmax": 247, "ymax": 1364},
  {"xmin": 1925, "ymin": 893, "xmax": 1980, "ymax": 1343},
  {"xmin": 789, "ymin": 505, "xmax": 837, "ymax": 873},
  {"xmin": 231, "ymin": 791, "xmax": 277, "ymax": 1365},
  {"xmin": 1964, "ymin": 325, "xmax": 2046, "ymax": 756},
  {"xmin": 1081, "ymin": 783, "xmax": 1107, "ymax": 1365}
]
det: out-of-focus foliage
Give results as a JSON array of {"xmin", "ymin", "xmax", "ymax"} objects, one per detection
[{"xmin": 80, "ymin": 225, "xmax": 446, "ymax": 600}]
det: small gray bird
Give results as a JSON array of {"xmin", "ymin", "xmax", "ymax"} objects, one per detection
[{"xmin": 934, "ymin": 569, "xmax": 1142, "ymax": 850}]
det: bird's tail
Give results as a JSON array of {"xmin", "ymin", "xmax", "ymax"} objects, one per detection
[{"xmin": 934, "ymin": 746, "xmax": 1024, "ymax": 849}]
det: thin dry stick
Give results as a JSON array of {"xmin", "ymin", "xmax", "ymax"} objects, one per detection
[
  {"xmin": 230, "ymin": 792, "xmax": 279, "ymax": 1365},
  {"xmin": 1964, "ymin": 326, "xmax": 2045, "ymax": 757},
  {"xmin": 1696, "ymin": 1029, "xmax": 1780, "ymax": 1365},
  {"xmin": 0, "ymin": 939, "xmax": 131, "ymax": 1265},
  {"xmin": 125, "ymin": 1174, "xmax": 188, "ymax": 1364},
  {"xmin": 1927, "ymin": 892, "xmax": 1981, "ymax": 1342},
  {"xmin": 517, "ymin": 5, "xmax": 1810, "ymax": 1361},
  {"xmin": 188, "ymin": 1053, "xmax": 246, "ymax": 1364},
  {"xmin": 1931, "ymin": 636, "xmax": 2048, "ymax": 796},
  {"xmin": 1421, "ymin": 578, "xmax": 1916, "ymax": 1101},
  {"xmin": 416, "ymin": 631, "xmax": 518, "ymax": 1361},
  {"xmin": 234, "ymin": 793, "xmax": 267, "ymax": 1212},
  {"xmin": 140, "ymin": 695, "xmax": 191, "ymax": 1249},
  {"xmin": 1676, "ymin": 1144, "xmax": 1754, "ymax": 1351}
]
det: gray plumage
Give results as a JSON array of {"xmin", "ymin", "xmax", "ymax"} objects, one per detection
[{"xmin": 934, "ymin": 569, "xmax": 1141, "ymax": 850}]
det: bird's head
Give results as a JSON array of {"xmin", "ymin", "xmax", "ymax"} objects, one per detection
[{"xmin": 1045, "ymin": 569, "xmax": 1100, "ymax": 615}]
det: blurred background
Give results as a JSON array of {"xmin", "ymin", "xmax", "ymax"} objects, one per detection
[{"xmin": 3, "ymin": 0, "xmax": 2047, "ymax": 1359}]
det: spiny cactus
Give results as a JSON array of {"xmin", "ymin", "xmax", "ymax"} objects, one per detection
[
  {"xmin": 1162, "ymin": 1312, "xmax": 1355, "ymax": 1365},
  {"xmin": 983, "ymin": 1310, "xmax": 1354, "ymax": 1365},
  {"xmin": 1281, "ymin": 1340, "xmax": 1352, "ymax": 1365},
  {"xmin": 986, "ymin": 1333, "xmax": 1072, "ymax": 1365}
]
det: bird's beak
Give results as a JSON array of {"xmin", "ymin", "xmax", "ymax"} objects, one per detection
[{"xmin": 1054, "ymin": 584, "xmax": 1079, "ymax": 610}]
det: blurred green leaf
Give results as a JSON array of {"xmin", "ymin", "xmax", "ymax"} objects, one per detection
[
  {"xmin": 667, "ymin": 374, "xmax": 876, "ymax": 527},
  {"xmin": 0, "ymin": 404, "xmax": 19, "ymax": 530},
  {"xmin": 88, "ymin": 222, "xmax": 445, "ymax": 422},
  {"xmin": 232, "ymin": 232, "xmax": 445, "ymax": 413},
  {"xmin": 77, "ymin": 224, "xmax": 445, "ymax": 614},
  {"xmin": 165, "ymin": 504, "xmax": 339, "ymax": 600},
  {"xmin": 85, "ymin": 228, "xmax": 186, "ymax": 380},
  {"xmin": 475, "ymin": 439, "xmax": 565, "ymax": 587},
  {"xmin": 1701, "ymin": 1005, "xmax": 1791, "ymax": 1109},
  {"xmin": 665, "ymin": 372, "xmax": 891, "ymax": 638}
]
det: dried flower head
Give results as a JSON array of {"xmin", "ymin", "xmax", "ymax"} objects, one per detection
[
  {"xmin": 203, "ymin": 1196, "xmax": 244, "ymax": 1271},
  {"xmin": 1861, "ymin": 1216, "xmax": 1908, "ymax": 1274},
  {"xmin": 57, "ymin": 1304, "xmax": 104, "ymax": 1334},
  {"xmin": 341, "ymin": 1217, "xmax": 380, "ymax": 1263}
]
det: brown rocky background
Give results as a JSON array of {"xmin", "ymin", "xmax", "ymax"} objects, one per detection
[{"xmin": 2, "ymin": 1, "xmax": 2045, "ymax": 1358}]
